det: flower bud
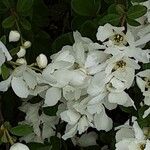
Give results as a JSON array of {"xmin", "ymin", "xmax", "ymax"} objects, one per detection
[
  {"xmin": 36, "ymin": 53, "xmax": 48, "ymax": 68},
  {"xmin": 10, "ymin": 143, "xmax": 29, "ymax": 150},
  {"xmin": 23, "ymin": 41, "xmax": 31, "ymax": 49},
  {"xmin": 16, "ymin": 58, "xmax": 27, "ymax": 65},
  {"xmin": 17, "ymin": 47, "xmax": 26, "ymax": 58},
  {"xmin": 9, "ymin": 30, "xmax": 20, "ymax": 42}
]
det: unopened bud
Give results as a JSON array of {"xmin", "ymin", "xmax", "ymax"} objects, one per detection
[
  {"xmin": 23, "ymin": 41, "xmax": 31, "ymax": 49},
  {"xmin": 36, "ymin": 53, "xmax": 48, "ymax": 68},
  {"xmin": 16, "ymin": 58, "xmax": 27, "ymax": 65},
  {"xmin": 10, "ymin": 143, "xmax": 29, "ymax": 150},
  {"xmin": 17, "ymin": 47, "xmax": 26, "ymax": 58},
  {"xmin": 9, "ymin": 30, "xmax": 20, "ymax": 42}
]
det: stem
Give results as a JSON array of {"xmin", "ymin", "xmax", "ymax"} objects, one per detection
[
  {"xmin": 7, "ymin": 61, "xmax": 42, "ymax": 73},
  {"xmin": 5, "ymin": 129, "xmax": 14, "ymax": 145},
  {"xmin": 10, "ymin": 9, "xmax": 24, "ymax": 45},
  {"xmin": 0, "ymin": 96, "xmax": 4, "ymax": 126},
  {"xmin": 120, "ymin": 15, "xmax": 126, "ymax": 27}
]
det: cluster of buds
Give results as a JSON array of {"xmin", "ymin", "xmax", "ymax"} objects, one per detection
[{"xmin": 9, "ymin": 30, "xmax": 31, "ymax": 65}]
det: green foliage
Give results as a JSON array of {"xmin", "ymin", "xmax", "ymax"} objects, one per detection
[
  {"xmin": 127, "ymin": 5, "xmax": 147, "ymax": 19},
  {"xmin": 43, "ymin": 104, "xmax": 59, "ymax": 116},
  {"xmin": 52, "ymin": 32, "xmax": 74, "ymax": 52},
  {"xmin": 10, "ymin": 124, "xmax": 33, "ymax": 136},
  {"xmin": 17, "ymin": 0, "xmax": 33, "ymax": 16},
  {"xmin": 1, "ymin": 64, "xmax": 10, "ymax": 80},
  {"xmin": 99, "ymin": 14, "xmax": 120, "ymax": 26},
  {"xmin": 71, "ymin": 0, "xmax": 101, "ymax": 16},
  {"xmin": 2, "ymin": 16, "xmax": 15, "ymax": 28}
]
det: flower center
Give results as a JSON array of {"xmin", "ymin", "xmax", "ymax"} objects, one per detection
[
  {"xmin": 144, "ymin": 78, "xmax": 150, "ymax": 89},
  {"xmin": 113, "ymin": 60, "xmax": 126, "ymax": 71},
  {"xmin": 113, "ymin": 34, "xmax": 124, "ymax": 45},
  {"xmin": 139, "ymin": 143, "xmax": 145, "ymax": 150},
  {"xmin": 74, "ymin": 62, "xmax": 80, "ymax": 69}
]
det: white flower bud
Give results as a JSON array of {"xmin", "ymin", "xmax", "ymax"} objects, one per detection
[
  {"xmin": 17, "ymin": 47, "xmax": 26, "ymax": 58},
  {"xmin": 16, "ymin": 58, "xmax": 27, "ymax": 65},
  {"xmin": 23, "ymin": 41, "xmax": 31, "ymax": 49},
  {"xmin": 36, "ymin": 53, "xmax": 48, "ymax": 68},
  {"xmin": 9, "ymin": 30, "xmax": 20, "ymax": 42},
  {"xmin": 10, "ymin": 143, "xmax": 29, "ymax": 150}
]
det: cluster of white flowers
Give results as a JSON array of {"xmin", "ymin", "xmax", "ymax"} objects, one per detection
[{"xmin": 0, "ymin": 1, "xmax": 150, "ymax": 149}]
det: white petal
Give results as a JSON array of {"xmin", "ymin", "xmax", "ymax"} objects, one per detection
[
  {"xmin": 135, "ymin": 33, "xmax": 150, "ymax": 46},
  {"xmin": 11, "ymin": 77, "xmax": 29, "ymax": 98},
  {"xmin": 62, "ymin": 124, "xmax": 78, "ymax": 140},
  {"xmin": 0, "ymin": 50, "xmax": 5, "ymax": 67},
  {"xmin": 115, "ymin": 139, "xmax": 132, "ymax": 150},
  {"xmin": 145, "ymin": 140, "xmax": 150, "ymax": 150},
  {"xmin": 116, "ymin": 127, "xmax": 134, "ymax": 142},
  {"xmin": 0, "ymin": 41, "xmax": 12, "ymax": 61},
  {"xmin": 137, "ymin": 69, "xmax": 150, "ymax": 78},
  {"xmin": 10, "ymin": 143, "xmax": 29, "ymax": 150},
  {"xmin": 60, "ymin": 110, "xmax": 80, "ymax": 125},
  {"xmin": 136, "ymin": 76, "xmax": 146, "ymax": 92},
  {"xmin": 77, "ymin": 132, "xmax": 98, "ymax": 147},
  {"xmin": 108, "ymin": 91, "xmax": 128, "ymax": 105},
  {"xmin": 0, "ymin": 76, "xmax": 11, "ymax": 91},
  {"xmin": 133, "ymin": 121, "xmax": 145, "ymax": 140},
  {"xmin": 45, "ymin": 87, "xmax": 61, "ymax": 106},
  {"xmin": 73, "ymin": 42, "xmax": 85, "ymax": 66},
  {"xmin": 143, "ymin": 107, "xmax": 150, "ymax": 118},
  {"xmin": 23, "ymin": 71, "xmax": 37, "ymax": 89},
  {"xmin": 96, "ymin": 24, "xmax": 114, "ymax": 41},
  {"xmin": 94, "ymin": 110, "xmax": 112, "ymax": 131},
  {"xmin": 78, "ymin": 116, "xmax": 89, "ymax": 134}
]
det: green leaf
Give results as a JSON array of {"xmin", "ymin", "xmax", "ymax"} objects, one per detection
[
  {"xmin": 52, "ymin": 32, "xmax": 74, "ymax": 52},
  {"xmin": 20, "ymin": 18, "xmax": 31, "ymax": 30},
  {"xmin": 9, "ymin": 47, "xmax": 20, "ymax": 56},
  {"xmin": 71, "ymin": 16, "xmax": 88, "ymax": 30},
  {"xmin": 71, "ymin": 0, "xmax": 101, "ymax": 16},
  {"xmin": 108, "ymin": 4, "xmax": 125, "ymax": 15},
  {"xmin": 2, "ymin": 16, "xmax": 15, "ymax": 28},
  {"xmin": 50, "ymin": 136, "xmax": 61, "ymax": 150},
  {"xmin": 10, "ymin": 124, "xmax": 33, "ymax": 136},
  {"xmin": 1, "ymin": 64, "xmax": 10, "ymax": 80},
  {"xmin": 127, "ymin": 5, "xmax": 147, "ymax": 19},
  {"xmin": 80, "ymin": 20, "xmax": 97, "ymax": 40},
  {"xmin": 127, "ymin": 18, "xmax": 141, "ymax": 26},
  {"xmin": 2, "ymin": 0, "xmax": 12, "ymax": 8},
  {"xmin": 17, "ymin": 0, "xmax": 33, "ymax": 15},
  {"xmin": 0, "ymin": 35, "xmax": 6, "ymax": 45},
  {"xmin": 27, "ymin": 143, "xmax": 51, "ymax": 150},
  {"xmin": 142, "ymin": 63, "xmax": 150, "ymax": 69},
  {"xmin": 43, "ymin": 104, "xmax": 59, "ymax": 116},
  {"xmin": 99, "ymin": 14, "xmax": 120, "ymax": 26}
]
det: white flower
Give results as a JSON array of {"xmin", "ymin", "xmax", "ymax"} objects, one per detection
[
  {"xmin": 105, "ymin": 54, "xmax": 140, "ymax": 88},
  {"xmin": 88, "ymin": 71, "xmax": 135, "ymax": 108},
  {"xmin": 0, "ymin": 65, "xmax": 48, "ymax": 98},
  {"xmin": 19, "ymin": 102, "xmax": 58, "ymax": 143},
  {"xmin": 9, "ymin": 30, "xmax": 20, "ymax": 42},
  {"xmin": 36, "ymin": 54, "xmax": 48, "ymax": 69},
  {"xmin": 17, "ymin": 47, "xmax": 26, "ymax": 58},
  {"xmin": 10, "ymin": 143, "xmax": 29, "ymax": 150},
  {"xmin": 115, "ymin": 121, "xmax": 150, "ymax": 150},
  {"xmin": 136, "ymin": 70, "xmax": 150, "ymax": 118},
  {"xmin": 97, "ymin": 24, "xmax": 150, "ymax": 63},
  {"xmin": 16, "ymin": 58, "xmax": 27, "ymax": 65},
  {"xmin": 23, "ymin": 41, "xmax": 31, "ymax": 49},
  {"xmin": 0, "ymin": 41, "xmax": 12, "ymax": 67}
]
